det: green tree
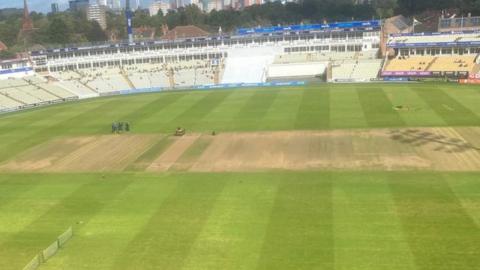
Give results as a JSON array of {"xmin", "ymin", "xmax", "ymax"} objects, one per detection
[
  {"xmin": 0, "ymin": 50, "xmax": 16, "ymax": 60},
  {"xmin": 372, "ymin": 0, "xmax": 398, "ymax": 18},
  {"xmin": 106, "ymin": 11, "xmax": 126, "ymax": 40},
  {"xmin": 86, "ymin": 21, "xmax": 107, "ymax": 42},
  {"xmin": 48, "ymin": 17, "xmax": 70, "ymax": 44},
  {"xmin": 183, "ymin": 4, "xmax": 206, "ymax": 26}
]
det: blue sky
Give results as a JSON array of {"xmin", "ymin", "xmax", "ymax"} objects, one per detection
[{"xmin": 0, "ymin": 0, "xmax": 153, "ymax": 13}]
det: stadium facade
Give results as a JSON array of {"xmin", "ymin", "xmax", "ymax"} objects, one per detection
[{"xmin": 1, "ymin": 19, "xmax": 480, "ymax": 113}]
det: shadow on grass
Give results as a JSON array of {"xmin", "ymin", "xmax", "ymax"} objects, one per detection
[{"xmin": 389, "ymin": 129, "xmax": 480, "ymax": 153}]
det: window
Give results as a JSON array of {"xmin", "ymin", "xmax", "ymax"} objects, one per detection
[
  {"xmin": 441, "ymin": 48, "xmax": 452, "ymax": 54},
  {"xmin": 440, "ymin": 19, "xmax": 451, "ymax": 28},
  {"xmin": 471, "ymin": 17, "xmax": 480, "ymax": 26}
]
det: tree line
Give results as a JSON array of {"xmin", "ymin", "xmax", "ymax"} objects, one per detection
[{"xmin": 1, "ymin": 0, "xmax": 480, "ymax": 59}]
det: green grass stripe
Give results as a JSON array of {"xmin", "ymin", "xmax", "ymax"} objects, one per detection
[
  {"xmin": 0, "ymin": 101, "xmax": 80, "ymax": 130},
  {"xmin": 40, "ymin": 174, "xmax": 178, "ymax": 270},
  {"xmin": 170, "ymin": 90, "xmax": 233, "ymax": 130},
  {"xmin": 234, "ymin": 89, "xmax": 280, "ymax": 130},
  {"xmin": 113, "ymin": 175, "xmax": 226, "ymax": 269},
  {"xmin": 131, "ymin": 92, "xmax": 208, "ymax": 133},
  {"xmin": 0, "ymin": 174, "xmax": 133, "ymax": 270},
  {"xmin": 61, "ymin": 95, "xmax": 175, "ymax": 135},
  {"xmin": 383, "ymin": 85, "xmax": 447, "ymax": 127},
  {"xmin": 261, "ymin": 88, "xmax": 303, "ymax": 130},
  {"xmin": 357, "ymin": 86, "xmax": 406, "ymax": 127},
  {"xmin": 0, "ymin": 176, "xmax": 86, "ymax": 246},
  {"xmin": 412, "ymin": 86, "xmax": 480, "ymax": 126},
  {"xmin": 388, "ymin": 173, "xmax": 480, "ymax": 270},
  {"xmin": 180, "ymin": 174, "xmax": 278, "ymax": 270},
  {"xmin": 118, "ymin": 92, "xmax": 187, "ymax": 127},
  {"xmin": 125, "ymin": 136, "xmax": 173, "ymax": 171},
  {"xmin": 1, "ymin": 84, "xmax": 479, "ymax": 136},
  {"xmin": 0, "ymin": 100, "xmax": 110, "ymax": 162},
  {"xmin": 443, "ymin": 172, "xmax": 480, "ymax": 227},
  {"xmin": 441, "ymin": 85, "xmax": 480, "ymax": 119},
  {"xmin": 333, "ymin": 174, "xmax": 416, "ymax": 270},
  {"xmin": 0, "ymin": 175, "xmax": 43, "ymax": 207},
  {"xmin": 256, "ymin": 173, "xmax": 333, "ymax": 270},
  {"xmin": 198, "ymin": 90, "xmax": 257, "ymax": 132},
  {"xmin": 295, "ymin": 86, "xmax": 330, "ymax": 129},
  {"xmin": 329, "ymin": 85, "xmax": 367, "ymax": 129},
  {"xmin": 0, "ymin": 99, "xmax": 128, "ymax": 162}
]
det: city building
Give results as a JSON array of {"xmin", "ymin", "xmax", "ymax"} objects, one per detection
[
  {"xmin": 51, "ymin": 2, "xmax": 60, "ymax": 14},
  {"xmin": 69, "ymin": 0, "xmax": 90, "ymax": 13},
  {"xmin": 243, "ymin": 0, "xmax": 262, "ymax": 7},
  {"xmin": 439, "ymin": 14, "xmax": 480, "ymax": 32},
  {"xmin": 107, "ymin": 0, "xmax": 122, "ymax": 12},
  {"xmin": 149, "ymin": 1, "xmax": 171, "ymax": 16},
  {"xmin": 190, "ymin": 0, "xmax": 203, "ymax": 9},
  {"xmin": 87, "ymin": 4, "xmax": 107, "ymax": 30},
  {"xmin": 204, "ymin": 0, "xmax": 217, "ymax": 12}
]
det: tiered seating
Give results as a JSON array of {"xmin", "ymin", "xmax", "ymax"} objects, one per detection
[
  {"xmin": 19, "ymin": 85, "xmax": 58, "ymax": 102},
  {"xmin": 384, "ymin": 57, "xmax": 435, "ymax": 71},
  {"xmin": 51, "ymin": 60, "xmax": 219, "ymax": 95},
  {"xmin": 331, "ymin": 62, "xmax": 357, "ymax": 80},
  {"xmin": 275, "ymin": 52, "xmax": 355, "ymax": 64},
  {"xmin": 268, "ymin": 62, "xmax": 327, "ymax": 78},
  {"xmin": 125, "ymin": 64, "xmax": 169, "ymax": 89},
  {"xmin": 56, "ymin": 81, "xmax": 97, "ymax": 98},
  {"xmin": 275, "ymin": 51, "xmax": 378, "ymax": 64},
  {"xmin": 332, "ymin": 60, "xmax": 382, "ymax": 81},
  {"xmin": 124, "ymin": 60, "xmax": 217, "ymax": 89},
  {"xmin": 0, "ymin": 75, "xmax": 79, "ymax": 112},
  {"xmin": 194, "ymin": 68, "xmax": 215, "ymax": 85},
  {"xmin": 385, "ymin": 56, "xmax": 478, "ymax": 72},
  {"xmin": 0, "ymin": 94, "xmax": 23, "ymax": 111},
  {"xmin": 351, "ymin": 60, "xmax": 382, "ymax": 80},
  {"xmin": 428, "ymin": 56, "xmax": 476, "ymax": 72},
  {"xmin": 80, "ymin": 68, "xmax": 131, "ymax": 93},
  {"xmin": 1, "ymin": 87, "xmax": 41, "ymax": 104},
  {"xmin": 173, "ymin": 65, "xmax": 216, "ymax": 87},
  {"xmin": 0, "ymin": 78, "xmax": 28, "ymax": 89},
  {"xmin": 37, "ymin": 83, "xmax": 77, "ymax": 99},
  {"xmin": 53, "ymin": 71, "xmax": 98, "ymax": 98}
]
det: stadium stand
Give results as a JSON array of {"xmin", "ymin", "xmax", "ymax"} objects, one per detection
[
  {"xmin": 4, "ymin": 19, "xmax": 480, "ymax": 113},
  {"xmin": 275, "ymin": 52, "xmax": 364, "ymax": 64},
  {"xmin": 428, "ymin": 56, "xmax": 477, "ymax": 72},
  {"xmin": 331, "ymin": 60, "xmax": 382, "ymax": 82},
  {"xmin": 222, "ymin": 48, "xmax": 277, "ymax": 84},
  {"xmin": 267, "ymin": 62, "xmax": 327, "ymax": 80},
  {"xmin": 383, "ymin": 31, "xmax": 480, "ymax": 78},
  {"xmin": 125, "ymin": 64, "xmax": 169, "ymax": 89},
  {"xmin": 0, "ymin": 75, "xmax": 78, "ymax": 112},
  {"xmin": 384, "ymin": 56, "xmax": 436, "ymax": 71},
  {"xmin": 0, "ymin": 94, "xmax": 23, "ymax": 111},
  {"xmin": 53, "ymin": 71, "xmax": 99, "ymax": 98},
  {"xmin": 80, "ymin": 68, "xmax": 131, "ymax": 94},
  {"xmin": 37, "ymin": 83, "xmax": 77, "ymax": 99}
]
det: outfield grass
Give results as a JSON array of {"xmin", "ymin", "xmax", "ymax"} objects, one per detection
[
  {"xmin": 0, "ymin": 83, "xmax": 479, "ymax": 161},
  {"xmin": 0, "ymin": 172, "xmax": 478, "ymax": 270},
  {"xmin": 0, "ymin": 83, "xmax": 479, "ymax": 269}
]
